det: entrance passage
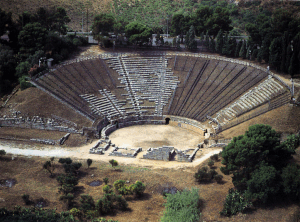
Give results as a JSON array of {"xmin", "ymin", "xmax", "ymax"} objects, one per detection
[{"xmin": 165, "ymin": 118, "xmax": 170, "ymax": 125}]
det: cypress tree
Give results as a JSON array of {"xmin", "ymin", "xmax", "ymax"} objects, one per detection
[
  {"xmin": 235, "ymin": 40, "xmax": 242, "ymax": 58},
  {"xmin": 286, "ymin": 45, "xmax": 293, "ymax": 73},
  {"xmin": 215, "ymin": 30, "xmax": 223, "ymax": 54},
  {"xmin": 222, "ymin": 33, "xmax": 229, "ymax": 55},
  {"xmin": 226, "ymin": 37, "xmax": 236, "ymax": 57},
  {"xmin": 289, "ymin": 53, "xmax": 296, "ymax": 77},
  {"xmin": 209, "ymin": 38, "xmax": 215, "ymax": 52},
  {"xmin": 269, "ymin": 37, "xmax": 282, "ymax": 71},
  {"xmin": 280, "ymin": 32, "xmax": 289, "ymax": 73},
  {"xmin": 204, "ymin": 31, "xmax": 209, "ymax": 47},
  {"xmin": 252, "ymin": 48, "xmax": 258, "ymax": 61},
  {"xmin": 239, "ymin": 40, "xmax": 247, "ymax": 59}
]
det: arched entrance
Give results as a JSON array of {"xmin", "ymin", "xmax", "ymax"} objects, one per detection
[
  {"xmin": 165, "ymin": 118, "xmax": 170, "ymax": 125},
  {"xmin": 114, "ymin": 121, "xmax": 119, "ymax": 129}
]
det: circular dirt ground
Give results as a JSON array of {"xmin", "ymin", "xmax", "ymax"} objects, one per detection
[{"xmin": 109, "ymin": 125, "xmax": 204, "ymax": 150}]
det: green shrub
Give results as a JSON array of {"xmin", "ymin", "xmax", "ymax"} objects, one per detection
[
  {"xmin": 43, "ymin": 158, "xmax": 55, "ymax": 177},
  {"xmin": 214, "ymin": 174, "xmax": 224, "ymax": 183},
  {"xmin": 0, "ymin": 150, "xmax": 6, "ymax": 156},
  {"xmin": 208, "ymin": 159, "xmax": 214, "ymax": 168},
  {"xmin": 115, "ymin": 195, "xmax": 128, "ymax": 210},
  {"xmin": 80, "ymin": 194, "xmax": 95, "ymax": 213},
  {"xmin": 220, "ymin": 188, "xmax": 252, "ymax": 216},
  {"xmin": 87, "ymin": 159, "xmax": 93, "ymax": 169},
  {"xmin": 103, "ymin": 178, "xmax": 109, "ymax": 185},
  {"xmin": 161, "ymin": 188, "xmax": 200, "ymax": 222},
  {"xmin": 59, "ymin": 158, "xmax": 73, "ymax": 165},
  {"xmin": 103, "ymin": 185, "xmax": 112, "ymax": 194},
  {"xmin": 210, "ymin": 154, "xmax": 219, "ymax": 161},
  {"xmin": 130, "ymin": 181, "xmax": 146, "ymax": 197},
  {"xmin": 194, "ymin": 166, "xmax": 213, "ymax": 183},
  {"xmin": 109, "ymin": 159, "xmax": 118, "ymax": 169},
  {"xmin": 96, "ymin": 195, "xmax": 114, "ymax": 215}
]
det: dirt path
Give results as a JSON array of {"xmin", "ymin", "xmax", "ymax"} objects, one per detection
[{"xmin": 0, "ymin": 140, "xmax": 221, "ymax": 169}]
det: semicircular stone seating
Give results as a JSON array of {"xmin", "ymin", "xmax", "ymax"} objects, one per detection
[{"xmin": 30, "ymin": 52, "xmax": 291, "ymax": 137}]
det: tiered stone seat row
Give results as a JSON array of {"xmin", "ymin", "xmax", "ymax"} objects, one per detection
[{"xmin": 212, "ymin": 77, "xmax": 287, "ymax": 126}]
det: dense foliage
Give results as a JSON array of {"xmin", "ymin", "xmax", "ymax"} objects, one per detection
[
  {"xmin": 0, "ymin": 7, "xmax": 87, "ymax": 95},
  {"xmin": 161, "ymin": 188, "xmax": 200, "ymax": 222},
  {"xmin": 220, "ymin": 124, "xmax": 300, "ymax": 216}
]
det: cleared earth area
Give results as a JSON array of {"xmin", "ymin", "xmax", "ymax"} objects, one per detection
[{"xmin": 109, "ymin": 125, "xmax": 203, "ymax": 150}]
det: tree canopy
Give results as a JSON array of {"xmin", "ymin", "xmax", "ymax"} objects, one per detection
[
  {"xmin": 125, "ymin": 22, "xmax": 153, "ymax": 46},
  {"xmin": 221, "ymin": 124, "xmax": 299, "ymax": 204}
]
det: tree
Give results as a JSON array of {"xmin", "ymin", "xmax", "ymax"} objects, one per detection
[
  {"xmin": 125, "ymin": 22, "xmax": 153, "ymax": 46},
  {"xmin": 43, "ymin": 157, "xmax": 55, "ymax": 177},
  {"xmin": 18, "ymin": 22, "xmax": 47, "ymax": 58},
  {"xmin": 235, "ymin": 40, "xmax": 242, "ymax": 58},
  {"xmin": 109, "ymin": 159, "xmax": 118, "ymax": 169},
  {"xmin": 281, "ymin": 163, "xmax": 300, "ymax": 199},
  {"xmin": 221, "ymin": 124, "xmax": 296, "ymax": 203},
  {"xmin": 215, "ymin": 30, "xmax": 223, "ymax": 54},
  {"xmin": 87, "ymin": 159, "xmax": 92, "ymax": 169},
  {"xmin": 185, "ymin": 25, "xmax": 197, "ymax": 50},
  {"xmin": 205, "ymin": 6, "xmax": 232, "ymax": 38},
  {"xmin": 0, "ymin": 150, "xmax": 6, "ymax": 156},
  {"xmin": 52, "ymin": 7, "xmax": 70, "ymax": 35},
  {"xmin": 269, "ymin": 37, "xmax": 282, "ymax": 70},
  {"xmin": 0, "ymin": 44, "xmax": 17, "ymax": 95},
  {"xmin": 129, "ymin": 181, "xmax": 146, "ymax": 197},
  {"xmin": 170, "ymin": 13, "xmax": 191, "ymax": 42},
  {"xmin": 92, "ymin": 13, "xmax": 115, "ymax": 41},
  {"xmin": 0, "ymin": 9, "xmax": 13, "ymax": 38},
  {"xmin": 79, "ymin": 194, "xmax": 95, "ymax": 213},
  {"xmin": 239, "ymin": 40, "xmax": 247, "ymax": 59}
]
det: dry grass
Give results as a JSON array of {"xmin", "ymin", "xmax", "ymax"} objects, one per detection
[{"xmin": 0, "ymin": 154, "xmax": 299, "ymax": 222}]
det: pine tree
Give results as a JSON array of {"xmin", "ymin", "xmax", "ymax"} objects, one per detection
[
  {"xmin": 239, "ymin": 40, "xmax": 247, "ymax": 59},
  {"xmin": 215, "ymin": 30, "xmax": 223, "ymax": 54}
]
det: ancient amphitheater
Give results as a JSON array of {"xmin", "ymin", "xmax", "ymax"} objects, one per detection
[{"xmin": 0, "ymin": 52, "xmax": 292, "ymax": 163}]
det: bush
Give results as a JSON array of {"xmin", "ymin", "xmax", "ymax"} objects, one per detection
[
  {"xmin": 80, "ymin": 194, "xmax": 95, "ymax": 213},
  {"xmin": 210, "ymin": 154, "xmax": 219, "ymax": 161},
  {"xmin": 19, "ymin": 76, "xmax": 32, "ymax": 90},
  {"xmin": 109, "ymin": 159, "xmax": 118, "ymax": 169},
  {"xmin": 115, "ymin": 195, "xmax": 128, "ymax": 210},
  {"xmin": 113, "ymin": 180, "xmax": 131, "ymax": 195},
  {"xmin": 63, "ymin": 162, "xmax": 82, "ymax": 175},
  {"xmin": 0, "ymin": 150, "xmax": 6, "ymax": 156},
  {"xmin": 130, "ymin": 181, "xmax": 146, "ymax": 197},
  {"xmin": 22, "ymin": 194, "xmax": 31, "ymax": 205},
  {"xmin": 87, "ymin": 159, "xmax": 93, "ymax": 169},
  {"xmin": 103, "ymin": 185, "xmax": 112, "ymax": 194},
  {"xmin": 161, "ymin": 188, "xmax": 200, "ymax": 222},
  {"xmin": 103, "ymin": 178, "xmax": 109, "ymax": 185},
  {"xmin": 220, "ymin": 188, "xmax": 252, "ymax": 216},
  {"xmin": 59, "ymin": 158, "xmax": 73, "ymax": 165},
  {"xmin": 195, "ymin": 166, "xmax": 213, "ymax": 183},
  {"xmin": 208, "ymin": 159, "xmax": 214, "ymax": 168},
  {"xmin": 96, "ymin": 195, "xmax": 114, "ymax": 215},
  {"xmin": 214, "ymin": 174, "xmax": 223, "ymax": 183}
]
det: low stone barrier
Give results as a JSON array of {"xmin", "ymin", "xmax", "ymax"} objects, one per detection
[
  {"xmin": 109, "ymin": 147, "xmax": 142, "ymax": 158},
  {"xmin": 59, "ymin": 133, "xmax": 70, "ymax": 145}
]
